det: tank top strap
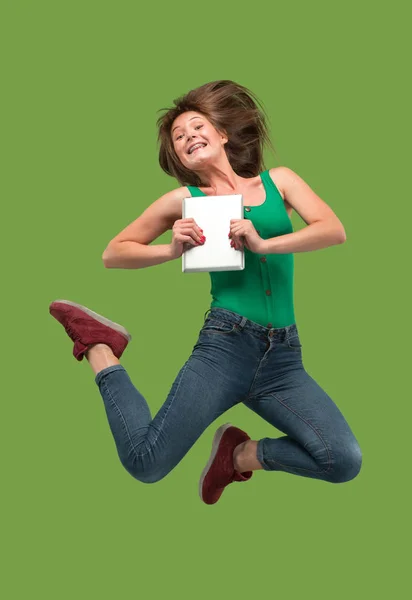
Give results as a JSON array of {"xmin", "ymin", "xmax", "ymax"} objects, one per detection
[
  {"xmin": 186, "ymin": 185, "xmax": 205, "ymax": 197},
  {"xmin": 260, "ymin": 169, "xmax": 274, "ymax": 189},
  {"xmin": 260, "ymin": 169, "xmax": 284, "ymax": 202}
]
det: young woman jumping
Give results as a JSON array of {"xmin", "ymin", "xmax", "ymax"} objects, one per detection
[{"xmin": 50, "ymin": 80, "xmax": 362, "ymax": 504}]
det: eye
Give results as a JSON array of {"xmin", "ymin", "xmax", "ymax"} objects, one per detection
[
  {"xmin": 176, "ymin": 134, "xmax": 183, "ymax": 140},
  {"xmin": 195, "ymin": 124, "xmax": 203, "ymax": 130}
]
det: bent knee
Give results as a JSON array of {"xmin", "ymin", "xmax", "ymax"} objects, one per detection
[
  {"xmin": 329, "ymin": 443, "xmax": 362, "ymax": 483},
  {"xmin": 133, "ymin": 470, "xmax": 166, "ymax": 484},
  {"xmin": 119, "ymin": 453, "xmax": 169, "ymax": 484}
]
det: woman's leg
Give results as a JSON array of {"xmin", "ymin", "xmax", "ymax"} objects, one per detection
[
  {"xmin": 50, "ymin": 300, "xmax": 253, "ymax": 485},
  {"xmin": 241, "ymin": 330, "xmax": 362, "ymax": 483},
  {"xmin": 92, "ymin": 354, "xmax": 247, "ymax": 484}
]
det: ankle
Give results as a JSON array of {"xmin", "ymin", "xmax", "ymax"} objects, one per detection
[
  {"xmin": 233, "ymin": 440, "xmax": 263, "ymax": 473},
  {"xmin": 233, "ymin": 441, "xmax": 248, "ymax": 472},
  {"xmin": 85, "ymin": 343, "xmax": 113, "ymax": 358},
  {"xmin": 85, "ymin": 343, "xmax": 120, "ymax": 376}
]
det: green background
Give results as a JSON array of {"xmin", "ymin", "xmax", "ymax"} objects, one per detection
[{"xmin": 2, "ymin": 1, "xmax": 410, "ymax": 598}]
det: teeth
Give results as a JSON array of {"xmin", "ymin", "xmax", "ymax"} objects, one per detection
[{"xmin": 189, "ymin": 143, "xmax": 206, "ymax": 154}]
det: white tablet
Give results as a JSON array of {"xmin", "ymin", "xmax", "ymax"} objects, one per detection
[{"xmin": 182, "ymin": 194, "xmax": 245, "ymax": 273}]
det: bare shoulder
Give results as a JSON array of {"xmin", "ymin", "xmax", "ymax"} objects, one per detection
[
  {"xmin": 268, "ymin": 166, "xmax": 344, "ymax": 228},
  {"xmin": 158, "ymin": 185, "xmax": 190, "ymax": 220},
  {"xmin": 108, "ymin": 185, "xmax": 189, "ymax": 246},
  {"xmin": 268, "ymin": 166, "xmax": 313, "ymax": 213}
]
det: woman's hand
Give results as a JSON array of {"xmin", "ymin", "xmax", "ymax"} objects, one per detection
[
  {"xmin": 170, "ymin": 218, "xmax": 205, "ymax": 259},
  {"xmin": 229, "ymin": 219, "xmax": 266, "ymax": 254}
]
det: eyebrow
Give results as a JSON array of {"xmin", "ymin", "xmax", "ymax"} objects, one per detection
[{"xmin": 172, "ymin": 116, "xmax": 203, "ymax": 133}]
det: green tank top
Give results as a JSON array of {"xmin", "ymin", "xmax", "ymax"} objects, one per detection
[{"xmin": 187, "ymin": 170, "xmax": 295, "ymax": 328}]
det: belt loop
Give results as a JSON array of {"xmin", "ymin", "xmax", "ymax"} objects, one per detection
[
  {"xmin": 238, "ymin": 316, "xmax": 248, "ymax": 330},
  {"xmin": 203, "ymin": 308, "xmax": 212, "ymax": 321}
]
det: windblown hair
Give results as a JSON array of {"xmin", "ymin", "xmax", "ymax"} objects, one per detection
[{"xmin": 156, "ymin": 80, "xmax": 275, "ymax": 187}]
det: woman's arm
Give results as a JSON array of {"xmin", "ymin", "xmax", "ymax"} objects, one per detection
[
  {"xmin": 264, "ymin": 167, "xmax": 346, "ymax": 254},
  {"xmin": 102, "ymin": 187, "xmax": 185, "ymax": 269},
  {"xmin": 103, "ymin": 242, "xmax": 175, "ymax": 269}
]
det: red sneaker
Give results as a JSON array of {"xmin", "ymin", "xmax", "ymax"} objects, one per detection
[
  {"xmin": 49, "ymin": 299, "xmax": 131, "ymax": 362},
  {"xmin": 199, "ymin": 423, "xmax": 253, "ymax": 505}
]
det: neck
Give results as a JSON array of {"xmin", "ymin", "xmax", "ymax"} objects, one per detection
[{"xmin": 195, "ymin": 156, "xmax": 241, "ymax": 193}]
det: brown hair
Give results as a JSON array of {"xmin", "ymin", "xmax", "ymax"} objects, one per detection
[{"xmin": 156, "ymin": 80, "xmax": 276, "ymax": 187}]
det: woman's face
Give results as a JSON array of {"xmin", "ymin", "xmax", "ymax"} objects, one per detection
[{"xmin": 171, "ymin": 111, "xmax": 227, "ymax": 171}]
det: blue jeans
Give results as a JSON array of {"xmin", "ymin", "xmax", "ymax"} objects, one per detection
[{"xmin": 95, "ymin": 308, "xmax": 362, "ymax": 484}]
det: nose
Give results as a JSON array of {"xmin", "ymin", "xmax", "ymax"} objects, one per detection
[{"xmin": 185, "ymin": 133, "xmax": 196, "ymax": 149}]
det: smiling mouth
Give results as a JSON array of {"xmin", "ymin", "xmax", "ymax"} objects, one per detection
[{"xmin": 188, "ymin": 143, "xmax": 207, "ymax": 155}]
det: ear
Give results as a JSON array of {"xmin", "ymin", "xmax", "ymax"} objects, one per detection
[{"xmin": 220, "ymin": 130, "xmax": 228, "ymax": 145}]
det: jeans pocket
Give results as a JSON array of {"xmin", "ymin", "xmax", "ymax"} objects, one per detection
[
  {"xmin": 202, "ymin": 318, "xmax": 238, "ymax": 335},
  {"xmin": 287, "ymin": 333, "xmax": 302, "ymax": 350}
]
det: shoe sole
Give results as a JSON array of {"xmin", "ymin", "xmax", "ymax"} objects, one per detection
[
  {"xmin": 198, "ymin": 422, "xmax": 233, "ymax": 502},
  {"xmin": 51, "ymin": 299, "xmax": 132, "ymax": 341}
]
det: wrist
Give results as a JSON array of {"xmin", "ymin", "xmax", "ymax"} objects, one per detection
[
  {"xmin": 260, "ymin": 239, "xmax": 271, "ymax": 254},
  {"xmin": 165, "ymin": 243, "xmax": 176, "ymax": 260}
]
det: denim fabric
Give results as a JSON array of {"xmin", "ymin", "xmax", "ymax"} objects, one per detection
[{"xmin": 95, "ymin": 308, "xmax": 362, "ymax": 484}]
